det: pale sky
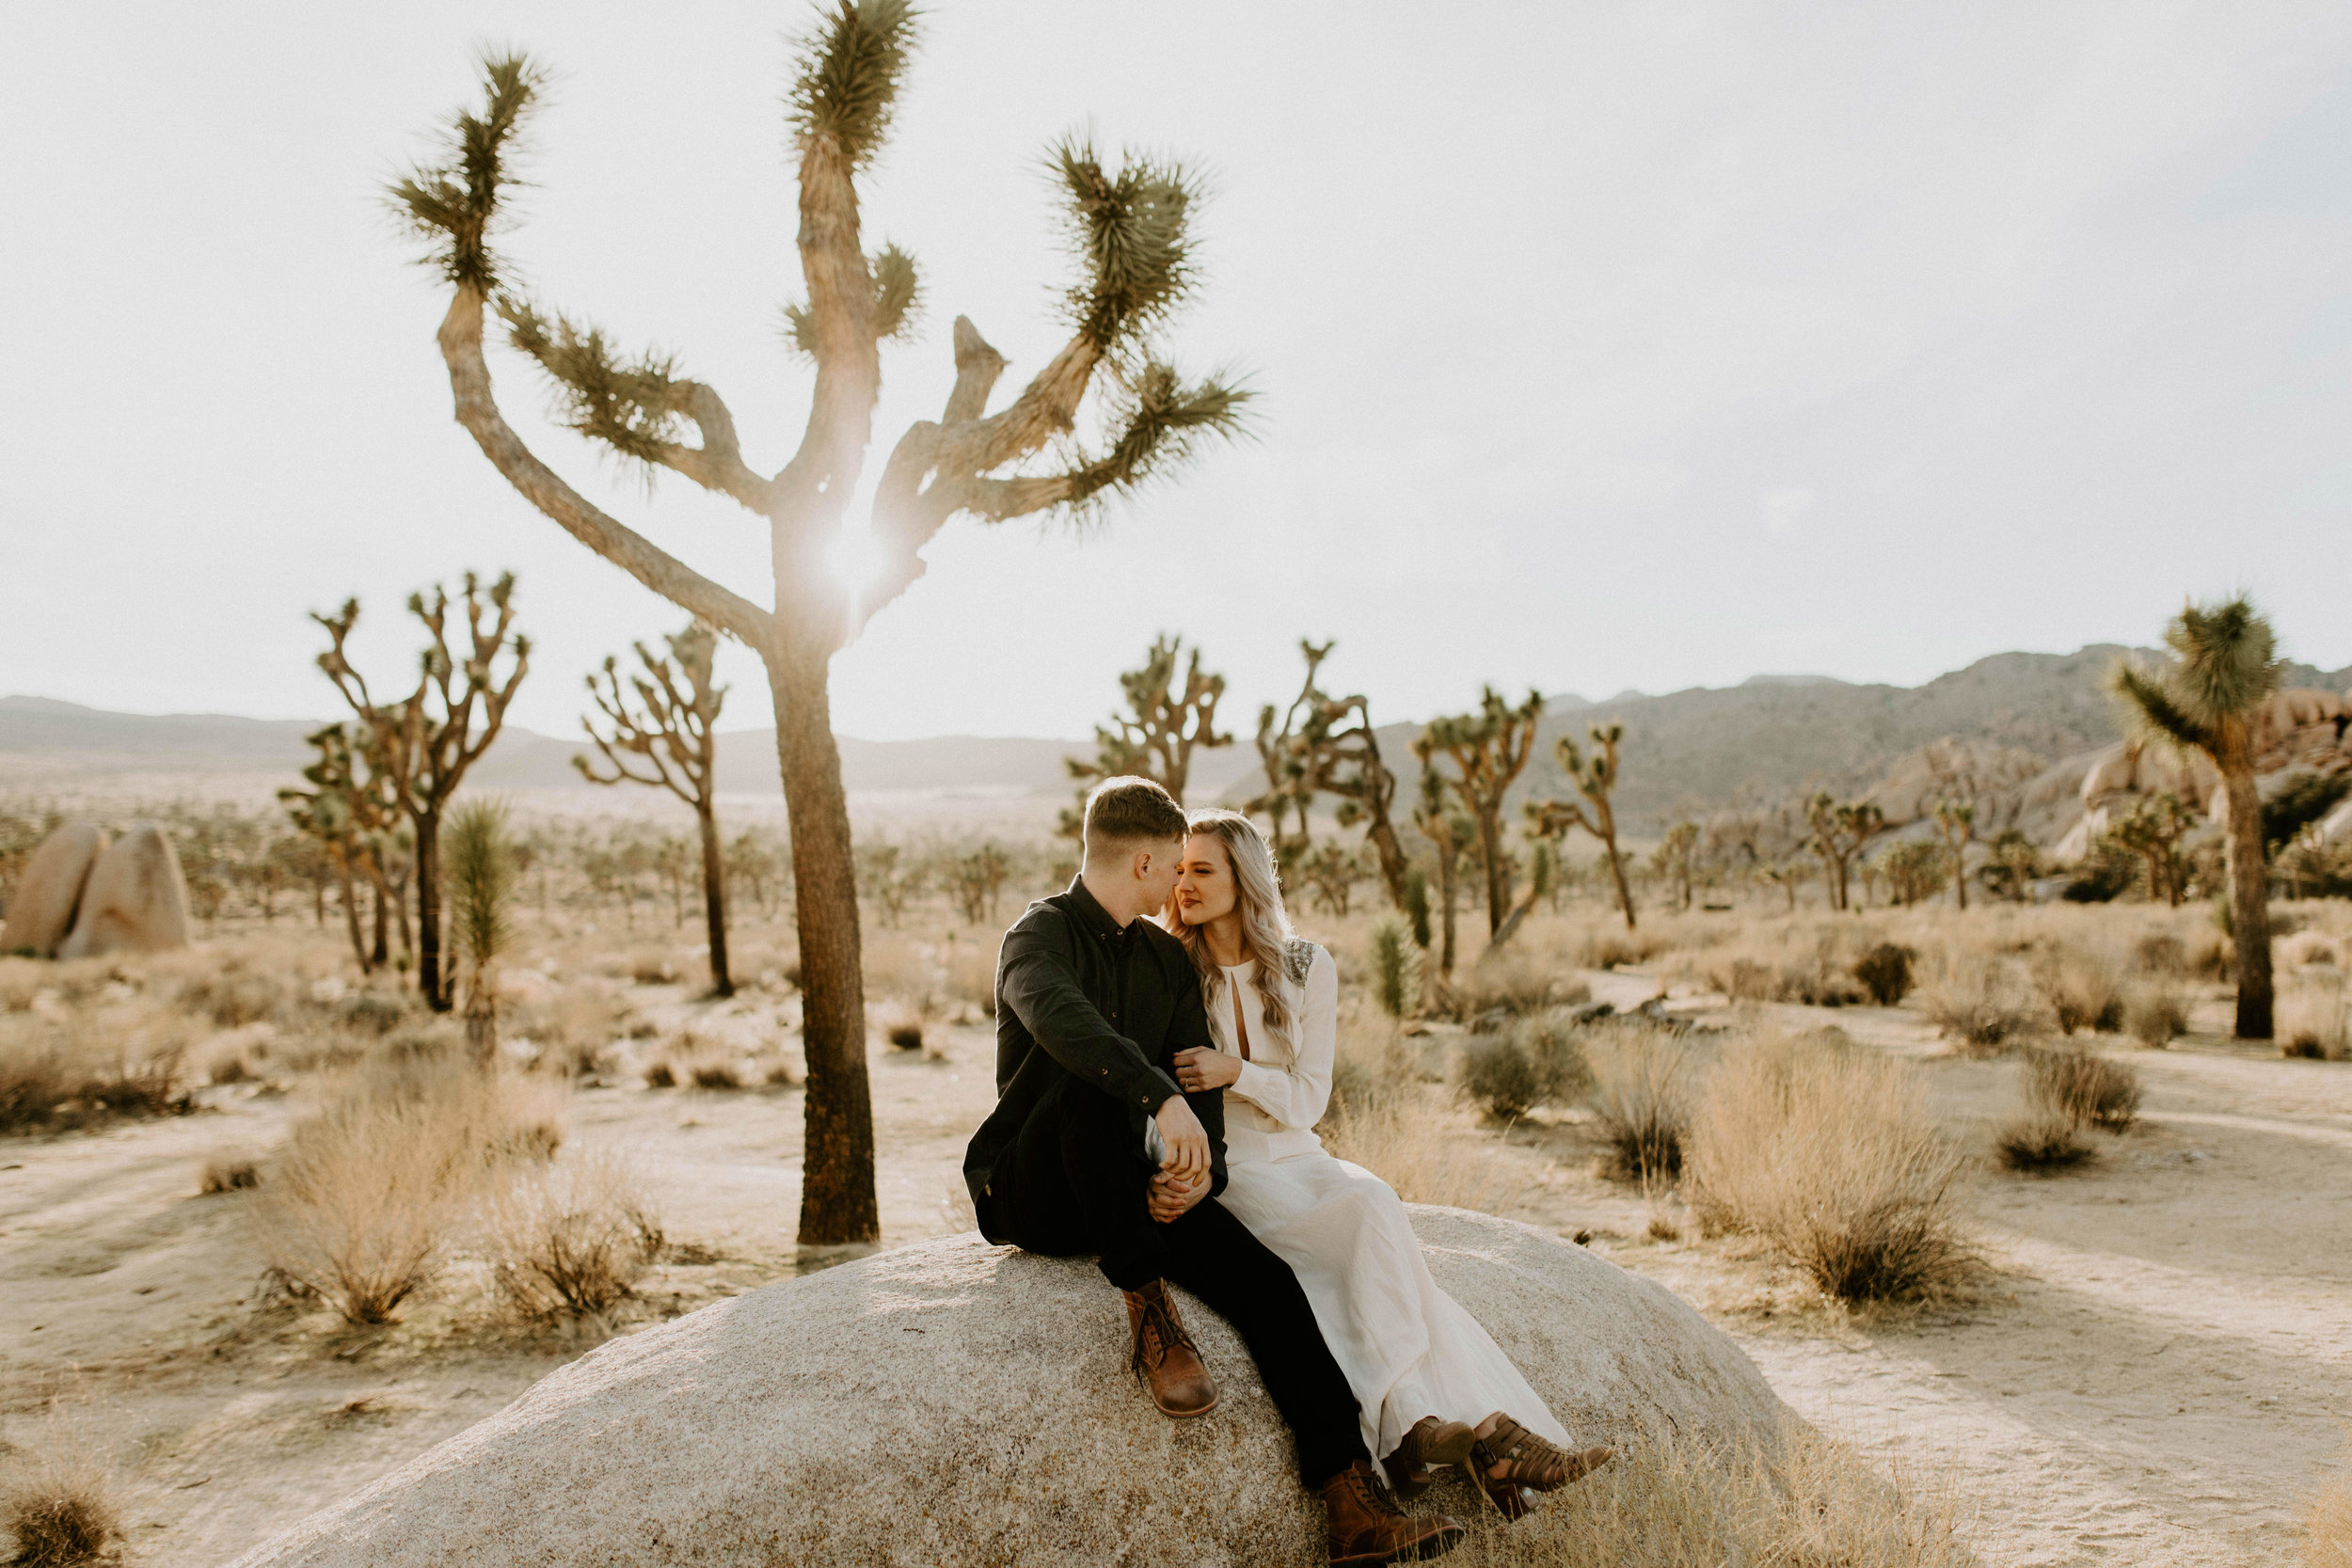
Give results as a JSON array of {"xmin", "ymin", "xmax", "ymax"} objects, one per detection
[{"xmin": 4, "ymin": 2, "xmax": 2347, "ymax": 742}]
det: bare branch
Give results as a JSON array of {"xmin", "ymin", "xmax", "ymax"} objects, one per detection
[{"xmin": 436, "ymin": 286, "xmax": 774, "ymax": 645}]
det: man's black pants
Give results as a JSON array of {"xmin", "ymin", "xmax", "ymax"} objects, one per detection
[{"xmin": 987, "ymin": 1079, "xmax": 1369, "ymax": 1488}]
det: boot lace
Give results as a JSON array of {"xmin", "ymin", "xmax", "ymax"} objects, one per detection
[{"xmin": 1131, "ymin": 1290, "xmax": 1196, "ymax": 1371}]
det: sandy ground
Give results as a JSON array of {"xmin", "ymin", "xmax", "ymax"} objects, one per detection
[{"xmin": 4, "ymin": 965, "xmax": 2347, "ymax": 1565}]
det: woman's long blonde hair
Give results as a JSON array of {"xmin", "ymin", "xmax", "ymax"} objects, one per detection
[{"xmin": 1167, "ymin": 809, "xmax": 1297, "ymax": 1053}]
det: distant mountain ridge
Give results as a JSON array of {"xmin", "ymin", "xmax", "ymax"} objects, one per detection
[{"xmin": 8, "ymin": 644, "xmax": 2347, "ymax": 832}]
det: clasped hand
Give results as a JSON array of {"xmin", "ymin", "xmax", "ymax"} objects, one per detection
[{"xmin": 1171, "ymin": 1046, "xmax": 1243, "ymax": 1093}]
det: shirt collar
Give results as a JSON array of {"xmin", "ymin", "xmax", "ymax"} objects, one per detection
[{"xmin": 1067, "ymin": 876, "xmax": 1133, "ymax": 942}]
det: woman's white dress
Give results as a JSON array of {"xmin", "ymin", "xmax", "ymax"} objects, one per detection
[{"xmin": 1207, "ymin": 942, "xmax": 1571, "ymax": 1463}]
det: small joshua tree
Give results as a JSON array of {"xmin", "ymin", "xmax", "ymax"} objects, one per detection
[
  {"xmin": 1932, "ymin": 800, "xmax": 1976, "ymax": 911},
  {"xmin": 1806, "ymin": 793, "xmax": 1885, "ymax": 913},
  {"xmin": 1411, "ymin": 764, "xmax": 1477, "ymax": 977},
  {"xmin": 1414, "ymin": 688, "xmax": 1545, "ymax": 942},
  {"xmin": 1986, "ymin": 828, "xmax": 2039, "ymax": 903},
  {"xmin": 282, "ymin": 722, "xmax": 401, "ymax": 972},
  {"xmin": 1250, "ymin": 641, "xmax": 1410, "ymax": 907},
  {"xmin": 2110, "ymin": 596, "xmax": 2284, "ymax": 1037},
  {"xmin": 2108, "ymin": 791, "xmax": 2192, "ymax": 908},
  {"xmin": 445, "ymin": 798, "xmax": 516, "ymax": 1063},
  {"xmin": 1296, "ymin": 842, "xmax": 1370, "ymax": 917},
  {"xmin": 1061, "ymin": 634, "xmax": 1232, "ymax": 835},
  {"xmin": 1527, "ymin": 722, "xmax": 1637, "ymax": 930},
  {"xmin": 946, "ymin": 843, "xmax": 1012, "ymax": 926},
  {"xmin": 313, "ymin": 575, "xmax": 528, "ymax": 1007},
  {"xmin": 1652, "ymin": 821, "xmax": 1699, "ymax": 912},
  {"xmin": 576, "ymin": 622, "xmax": 735, "ymax": 996},
  {"xmin": 390, "ymin": 9, "xmax": 1250, "ymax": 1245}
]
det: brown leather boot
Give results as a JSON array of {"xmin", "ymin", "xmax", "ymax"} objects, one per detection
[
  {"xmin": 1123, "ymin": 1279, "xmax": 1218, "ymax": 1418},
  {"xmin": 1323, "ymin": 1459, "xmax": 1465, "ymax": 1565}
]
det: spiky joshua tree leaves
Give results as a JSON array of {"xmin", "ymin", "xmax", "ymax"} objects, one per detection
[
  {"xmin": 312, "ymin": 575, "xmax": 529, "ymax": 1010},
  {"xmin": 577, "ymin": 623, "xmax": 736, "ymax": 997},
  {"xmin": 1060, "ymin": 633, "xmax": 1232, "ymax": 836},
  {"xmin": 390, "ymin": 12, "xmax": 1249, "ymax": 1245},
  {"xmin": 2110, "ymin": 596, "xmax": 2285, "ymax": 1037},
  {"xmin": 445, "ymin": 799, "xmax": 516, "ymax": 1063}
]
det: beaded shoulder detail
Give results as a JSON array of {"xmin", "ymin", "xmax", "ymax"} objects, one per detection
[{"xmin": 1281, "ymin": 938, "xmax": 1318, "ymax": 989}]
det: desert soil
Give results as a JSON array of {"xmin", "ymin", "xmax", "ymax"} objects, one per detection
[{"xmin": 3, "ymin": 965, "xmax": 2346, "ymax": 1566}]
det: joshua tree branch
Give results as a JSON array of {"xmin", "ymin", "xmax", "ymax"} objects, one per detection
[{"xmin": 437, "ymin": 286, "xmax": 775, "ymax": 645}]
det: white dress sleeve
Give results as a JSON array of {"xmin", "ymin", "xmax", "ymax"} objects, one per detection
[{"xmin": 1230, "ymin": 946, "xmax": 1337, "ymax": 1132}]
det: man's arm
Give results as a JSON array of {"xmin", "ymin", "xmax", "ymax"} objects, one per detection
[{"xmin": 997, "ymin": 911, "xmax": 1183, "ymax": 1115}]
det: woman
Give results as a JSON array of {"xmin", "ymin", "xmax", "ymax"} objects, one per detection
[{"xmin": 1162, "ymin": 809, "xmax": 1613, "ymax": 1518}]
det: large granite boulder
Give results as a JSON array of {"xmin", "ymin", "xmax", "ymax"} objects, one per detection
[
  {"xmin": 230, "ymin": 1207, "xmax": 1788, "ymax": 1568},
  {"xmin": 57, "ymin": 823, "xmax": 190, "ymax": 958},
  {"xmin": 0, "ymin": 821, "xmax": 104, "ymax": 957}
]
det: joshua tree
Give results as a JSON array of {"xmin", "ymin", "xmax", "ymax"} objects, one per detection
[
  {"xmin": 1411, "ymin": 764, "xmax": 1476, "ymax": 977},
  {"xmin": 726, "ymin": 827, "xmax": 789, "ymax": 916},
  {"xmin": 1527, "ymin": 723, "xmax": 1637, "ymax": 930},
  {"xmin": 1652, "ymin": 821, "xmax": 1699, "ymax": 912},
  {"xmin": 1757, "ymin": 860, "xmax": 1807, "ymax": 911},
  {"xmin": 1062, "ymin": 634, "xmax": 1232, "ymax": 835},
  {"xmin": 1931, "ymin": 800, "xmax": 1976, "ymax": 911},
  {"xmin": 1249, "ymin": 641, "xmax": 1410, "ymax": 907},
  {"xmin": 2108, "ymin": 792, "xmax": 2192, "ymax": 908},
  {"xmin": 946, "ymin": 842, "xmax": 1012, "ymax": 926},
  {"xmin": 391, "ymin": 16, "xmax": 1249, "ymax": 1245},
  {"xmin": 1296, "ymin": 842, "xmax": 1370, "ymax": 917},
  {"xmin": 1985, "ymin": 829, "xmax": 2039, "ymax": 903},
  {"xmin": 1414, "ymin": 688, "xmax": 1544, "ymax": 941},
  {"xmin": 2110, "ymin": 596, "xmax": 2285, "ymax": 1037},
  {"xmin": 282, "ymin": 723, "xmax": 386, "ymax": 972},
  {"xmin": 1806, "ymin": 794, "xmax": 1884, "ymax": 913},
  {"xmin": 576, "ymin": 622, "xmax": 735, "ymax": 997},
  {"xmin": 1881, "ymin": 839, "xmax": 1948, "ymax": 908},
  {"xmin": 445, "ymin": 798, "xmax": 516, "ymax": 1063},
  {"xmin": 314, "ymin": 575, "xmax": 529, "ymax": 1009}
]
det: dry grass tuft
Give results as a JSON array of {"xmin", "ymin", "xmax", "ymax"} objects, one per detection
[
  {"xmin": 1450, "ymin": 1418, "xmax": 1975, "ymax": 1568},
  {"xmin": 1, "ymin": 1406, "xmax": 123, "ymax": 1568},
  {"xmin": 2123, "ymin": 982, "xmax": 2188, "ymax": 1048},
  {"xmin": 1994, "ymin": 1115, "xmax": 2095, "ymax": 1173},
  {"xmin": 2034, "ymin": 945, "xmax": 2126, "ymax": 1036},
  {"xmin": 2279, "ymin": 969, "xmax": 2350, "ymax": 1061},
  {"xmin": 1917, "ymin": 954, "xmax": 2046, "ymax": 1055},
  {"xmin": 1584, "ymin": 1026, "xmax": 1693, "ymax": 1181},
  {"xmin": 1321, "ymin": 1019, "xmax": 1505, "ymax": 1212},
  {"xmin": 253, "ymin": 1054, "xmax": 567, "ymax": 1324},
  {"xmin": 1687, "ymin": 1029, "xmax": 1975, "ymax": 1302},
  {"xmin": 2025, "ymin": 1045, "xmax": 2140, "ymax": 1130},
  {"xmin": 0, "ymin": 1010, "xmax": 188, "ymax": 1133},
  {"xmin": 479, "ymin": 1151, "xmax": 664, "ymax": 1321}
]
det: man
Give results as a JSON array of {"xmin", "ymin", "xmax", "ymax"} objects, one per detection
[{"xmin": 964, "ymin": 777, "xmax": 1463, "ymax": 1565}]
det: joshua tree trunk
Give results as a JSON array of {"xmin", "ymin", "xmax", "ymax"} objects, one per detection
[
  {"xmin": 2221, "ymin": 763, "xmax": 2274, "ymax": 1038},
  {"xmin": 415, "ymin": 811, "xmax": 444, "ymax": 1009},
  {"xmin": 370, "ymin": 873, "xmax": 390, "ymax": 968},
  {"xmin": 1436, "ymin": 847, "xmax": 1458, "ymax": 978},
  {"xmin": 696, "ymin": 800, "xmax": 732, "ymax": 998},
  {"xmin": 335, "ymin": 856, "xmax": 371, "ymax": 972},
  {"xmin": 770, "ymin": 639, "xmax": 878, "ymax": 1246}
]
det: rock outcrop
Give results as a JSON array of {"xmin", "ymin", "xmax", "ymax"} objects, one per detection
[
  {"xmin": 230, "ymin": 1208, "xmax": 1788, "ymax": 1568},
  {"xmin": 0, "ymin": 821, "xmax": 104, "ymax": 957},
  {"xmin": 57, "ymin": 823, "xmax": 191, "ymax": 958}
]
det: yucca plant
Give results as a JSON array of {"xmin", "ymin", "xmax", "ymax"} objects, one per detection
[
  {"xmin": 389, "ymin": 6, "xmax": 1250, "ymax": 1245},
  {"xmin": 2109, "ymin": 596, "xmax": 2284, "ymax": 1037},
  {"xmin": 445, "ymin": 799, "xmax": 516, "ymax": 1063}
]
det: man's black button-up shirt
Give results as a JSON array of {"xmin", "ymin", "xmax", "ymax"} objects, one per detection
[{"xmin": 961, "ymin": 878, "xmax": 1227, "ymax": 1235}]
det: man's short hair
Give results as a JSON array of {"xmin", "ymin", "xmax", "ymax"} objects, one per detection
[{"xmin": 1082, "ymin": 776, "xmax": 1187, "ymax": 856}]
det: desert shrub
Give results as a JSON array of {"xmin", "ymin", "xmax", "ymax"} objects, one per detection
[
  {"xmin": 642, "ymin": 1058, "xmax": 676, "ymax": 1088},
  {"xmin": 1575, "ymin": 924, "xmax": 1667, "ymax": 971},
  {"xmin": 1584, "ymin": 1026, "xmax": 1692, "ymax": 1181},
  {"xmin": 2132, "ymin": 931, "xmax": 2188, "ymax": 976},
  {"xmin": 254, "ymin": 1057, "xmax": 566, "ymax": 1324},
  {"xmin": 2124, "ymin": 982, "xmax": 2188, "ymax": 1048},
  {"xmin": 1917, "ymin": 955, "xmax": 2046, "ymax": 1055},
  {"xmin": 177, "ymin": 968, "xmax": 286, "ymax": 1028},
  {"xmin": 1853, "ymin": 943, "xmax": 1915, "ymax": 1006},
  {"xmin": 1994, "ymin": 1115, "xmax": 2095, "ymax": 1173},
  {"xmin": 1369, "ymin": 916, "xmax": 1412, "ymax": 1018},
  {"xmin": 2280, "ymin": 971, "xmax": 2350, "ymax": 1061},
  {"xmin": 0, "ymin": 1419, "xmax": 122, "ymax": 1568},
  {"xmin": 1320, "ymin": 1022, "xmax": 1501, "ymax": 1212},
  {"xmin": 1454, "ymin": 950, "xmax": 1587, "ymax": 1021},
  {"xmin": 1458, "ymin": 1009, "xmax": 1591, "ymax": 1119},
  {"xmin": 691, "ymin": 1058, "xmax": 746, "ymax": 1089},
  {"xmin": 199, "ymin": 1156, "xmax": 261, "ymax": 1194},
  {"xmin": 627, "ymin": 951, "xmax": 680, "ymax": 986},
  {"xmin": 885, "ymin": 1019, "xmax": 926, "ymax": 1051},
  {"xmin": 2308, "ymin": 1452, "xmax": 2352, "ymax": 1568},
  {"xmin": 1685, "ymin": 1029, "xmax": 1974, "ymax": 1302},
  {"xmin": 338, "ymin": 990, "xmax": 411, "ymax": 1036},
  {"xmin": 516, "ymin": 989, "xmax": 637, "ymax": 1077},
  {"xmin": 2035, "ymin": 947, "xmax": 2125, "ymax": 1035},
  {"xmin": 1468, "ymin": 1417, "xmax": 1974, "ymax": 1568},
  {"xmin": 2279, "ymin": 929, "xmax": 2344, "ymax": 970},
  {"xmin": 480, "ymin": 1151, "xmax": 663, "ymax": 1320},
  {"xmin": 0, "ymin": 1013, "xmax": 188, "ymax": 1133},
  {"xmin": 2025, "ymin": 1045, "xmax": 2140, "ymax": 1130}
]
